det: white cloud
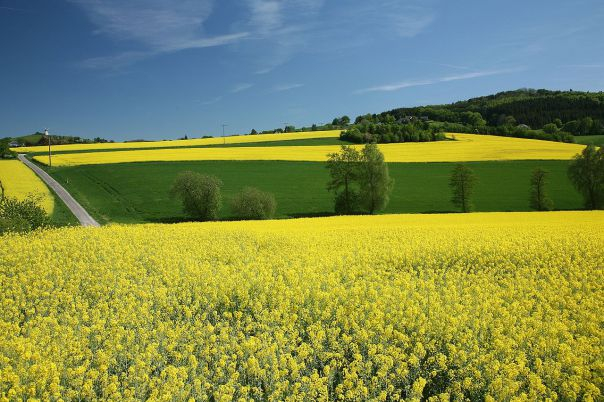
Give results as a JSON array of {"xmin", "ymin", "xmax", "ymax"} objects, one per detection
[
  {"xmin": 70, "ymin": 0, "xmax": 249, "ymax": 68},
  {"xmin": 230, "ymin": 83, "xmax": 255, "ymax": 93},
  {"xmin": 273, "ymin": 83, "xmax": 304, "ymax": 92},
  {"xmin": 357, "ymin": 69, "xmax": 521, "ymax": 93}
]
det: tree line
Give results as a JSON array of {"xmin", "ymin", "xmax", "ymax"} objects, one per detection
[
  {"xmin": 372, "ymin": 89, "xmax": 604, "ymax": 142},
  {"xmin": 326, "ymin": 144, "xmax": 604, "ymax": 214}
]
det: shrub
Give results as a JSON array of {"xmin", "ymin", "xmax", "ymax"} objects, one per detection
[
  {"xmin": 170, "ymin": 171, "xmax": 222, "ymax": 221},
  {"xmin": 0, "ymin": 194, "xmax": 50, "ymax": 234},
  {"xmin": 231, "ymin": 187, "xmax": 276, "ymax": 220}
]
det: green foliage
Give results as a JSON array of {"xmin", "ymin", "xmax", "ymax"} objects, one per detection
[
  {"xmin": 382, "ymin": 89, "xmax": 604, "ymax": 130},
  {"xmin": 341, "ymin": 122, "xmax": 445, "ymax": 144},
  {"xmin": 364, "ymin": 89, "xmax": 604, "ymax": 142},
  {"xmin": 170, "ymin": 171, "xmax": 222, "ymax": 221},
  {"xmin": 358, "ymin": 144, "xmax": 394, "ymax": 214},
  {"xmin": 326, "ymin": 146, "xmax": 362, "ymax": 214},
  {"xmin": 567, "ymin": 145, "xmax": 604, "ymax": 209},
  {"xmin": 0, "ymin": 139, "xmax": 16, "ymax": 159},
  {"xmin": 461, "ymin": 111, "xmax": 486, "ymax": 127},
  {"xmin": 0, "ymin": 192, "xmax": 50, "ymax": 234},
  {"xmin": 231, "ymin": 187, "xmax": 276, "ymax": 220},
  {"xmin": 542, "ymin": 123, "xmax": 559, "ymax": 135},
  {"xmin": 13, "ymin": 132, "xmax": 113, "ymax": 146},
  {"xmin": 530, "ymin": 168, "xmax": 554, "ymax": 211},
  {"xmin": 450, "ymin": 164, "xmax": 477, "ymax": 212},
  {"xmin": 332, "ymin": 116, "xmax": 351, "ymax": 127}
]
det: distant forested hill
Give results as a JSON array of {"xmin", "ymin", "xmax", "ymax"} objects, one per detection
[{"xmin": 378, "ymin": 89, "xmax": 604, "ymax": 136}]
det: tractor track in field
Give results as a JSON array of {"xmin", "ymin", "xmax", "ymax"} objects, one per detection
[{"xmin": 17, "ymin": 154, "xmax": 100, "ymax": 227}]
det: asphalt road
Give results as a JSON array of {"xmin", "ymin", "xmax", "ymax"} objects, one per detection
[{"xmin": 17, "ymin": 154, "xmax": 100, "ymax": 227}]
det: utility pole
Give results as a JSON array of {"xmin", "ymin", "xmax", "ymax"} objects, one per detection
[
  {"xmin": 221, "ymin": 124, "xmax": 228, "ymax": 145},
  {"xmin": 44, "ymin": 128, "xmax": 52, "ymax": 167}
]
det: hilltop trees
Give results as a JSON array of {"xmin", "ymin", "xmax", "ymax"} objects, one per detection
[
  {"xmin": 568, "ymin": 145, "xmax": 604, "ymax": 209},
  {"xmin": 170, "ymin": 171, "xmax": 222, "ymax": 221},
  {"xmin": 327, "ymin": 144, "xmax": 393, "ymax": 214},
  {"xmin": 450, "ymin": 164, "xmax": 477, "ymax": 212},
  {"xmin": 530, "ymin": 168, "xmax": 554, "ymax": 211}
]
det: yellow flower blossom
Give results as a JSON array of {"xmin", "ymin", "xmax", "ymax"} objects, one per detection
[
  {"xmin": 0, "ymin": 211, "xmax": 602, "ymax": 400},
  {"xmin": 31, "ymin": 134, "xmax": 586, "ymax": 166}
]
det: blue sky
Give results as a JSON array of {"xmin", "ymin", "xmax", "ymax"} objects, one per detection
[{"xmin": 1, "ymin": 0, "xmax": 603, "ymax": 141}]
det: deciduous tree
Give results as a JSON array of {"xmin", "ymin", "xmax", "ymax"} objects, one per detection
[
  {"xmin": 170, "ymin": 171, "xmax": 222, "ymax": 221},
  {"xmin": 568, "ymin": 145, "xmax": 604, "ymax": 209},
  {"xmin": 530, "ymin": 168, "xmax": 554, "ymax": 211},
  {"xmin": 326, "ymin": 146, "xmax": 361, "ymax": 214},
  {"xmin": 358, "ymin": 143, "xmax": 393, "ymax": 214},
  {"xmin": 450, "ymin": 164, "xmax": 477, "ymax": 212}
]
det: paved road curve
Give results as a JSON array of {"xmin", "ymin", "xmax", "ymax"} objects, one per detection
[{"xmin": 17, "ymin": 154, "xmax": 100, "ymax": 227}]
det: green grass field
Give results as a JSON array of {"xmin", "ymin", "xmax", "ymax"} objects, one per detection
[
  {"xmin": 574, "ymin": 135, "xmax": 604, "ymax": 146},
  {"xmin": 46, "ymin": 160, "xmax": 583, "ymax": 224}
]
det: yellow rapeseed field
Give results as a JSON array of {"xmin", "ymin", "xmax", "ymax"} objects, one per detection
[
  {"xmin": 1, "ymin": 211, "xmax": 602, "ymax": 400},
  {"xmin": 32, "ymin": 134, "xmax": 586, "ymax": 166},
  {"xmin": 13, "ymin": 130, "xmax": 342, "ymax": 154},
  {"xmin": 0, "ymin": 160, "xmax": 54, "ymax": 213}
]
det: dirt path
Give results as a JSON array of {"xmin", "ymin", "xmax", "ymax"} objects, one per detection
[{"xmin": 17, "ymin": 154, "xmax": 100, "ymax": 227}]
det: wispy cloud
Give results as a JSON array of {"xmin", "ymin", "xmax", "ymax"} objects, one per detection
[
  {"xmin": 70, "ymin": 0, "xmax": 249, "ymax": 68},
  {"xmin": 242, "ymin": 0, "xmax": 436, "ymax": 74},
  {"xmin": 230, "ymin": 83, "xmax": 255, "ymax": 93},
  {"xmin": 199, "ymin": 95, "xmax": 224, "ymax": 105},
  {"xmin": 273, "ymin": 83, "xmax": 304, "ymax": 92},
  {"xmin": 356, "ymin": 69, "xmax": 521, "ymax": 93}
]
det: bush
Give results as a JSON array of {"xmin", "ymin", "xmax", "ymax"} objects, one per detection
[
  {"xmin": 231, "ymin": 187, "xmax": 276, "ymax": 220},
  {"xmin": 0, "ymin": 195, "xmax": 50, "ymax": 234},
  {"xmin": 170, "ymin": 171, "xmax": 222, "ymax": 221}
]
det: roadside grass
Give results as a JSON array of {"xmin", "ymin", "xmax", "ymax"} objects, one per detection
[{"xmin": 47, "ymin": 160, "xmax": 583, "ymax": 224}]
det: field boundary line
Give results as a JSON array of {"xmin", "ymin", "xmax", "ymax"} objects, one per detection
[{"xmin": 17, "ymin": 154, "xmax": 100, "ymax": 227}]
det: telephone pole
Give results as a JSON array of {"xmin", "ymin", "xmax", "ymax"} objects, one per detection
[
  {"xmin": 44, "ymin": 128, "xmax": 52, "ymax": 167},
  {"xmin": 221, "ymin": 124, "xmax": 228, "ymax": 145}
]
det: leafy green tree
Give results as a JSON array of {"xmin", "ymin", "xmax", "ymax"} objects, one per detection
[
  {"xmin": 170, "ymin": 171, "xmax": 222, "ymax": 221},
  {"xmin": 0, "ymin": 139, "xmax": 16, "ymax": 159},
  {"xmin": 450, "ymin": 164, "xmax": 477, "ymax": 212},
  {"xmin": 542, "ymin": 123, "xmax": 559, "ymax": 135},
  {"xmin": 326, "ymin": 146, "xmax": 362, "ymax": 214},
  {"xmin": 568, "ymin": 145, "xmax": 604, "ymax": 209},
  {"xmin": 530, "ymin": 168, "xmax": 554, "ymax": 211},
  {"xmin": 231, "ymin": 187, "xmax": 276, "ymax": 220},
  {"xmin": 250, "ymin": 129, "xmax": 258, "ymax": 135},
  {"xmin": 340, "ymin": 115, "xmax": 351, "ymax": 126},
  {"xmin": 461, "ymin": 111, "xmax": 486, "ymax": 128},
  {"xmin": 358, "ymin": 143, "xmax": 393, "ymax": 214}
]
